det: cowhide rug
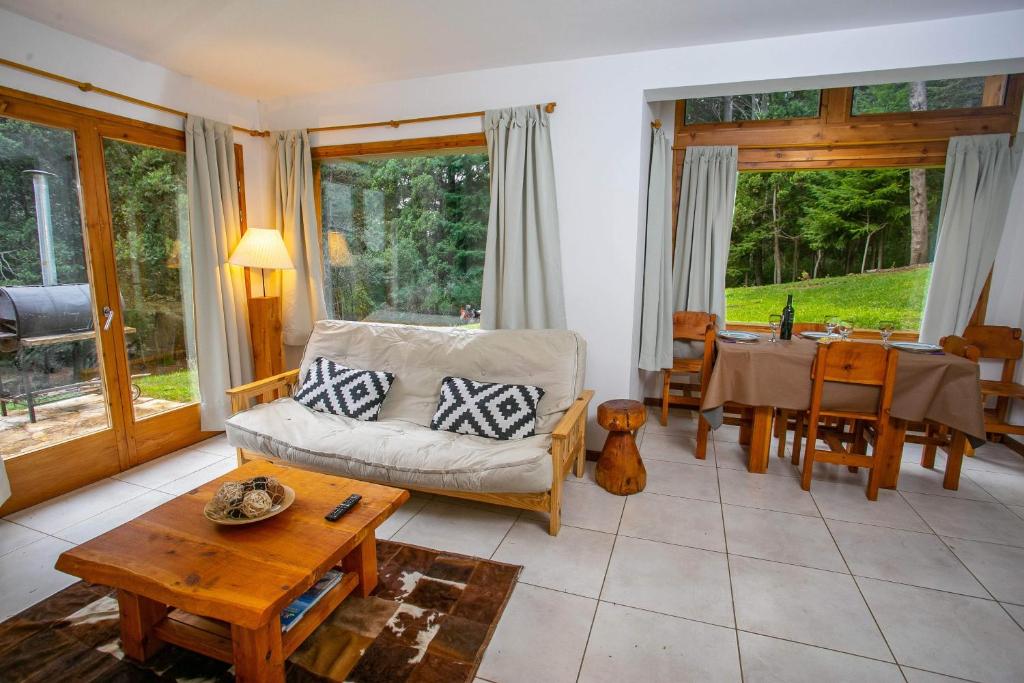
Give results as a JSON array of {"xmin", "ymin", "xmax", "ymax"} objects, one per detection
[{"xmin": 0, "ymin": 540, "xmax": 520, "ymax": 682}]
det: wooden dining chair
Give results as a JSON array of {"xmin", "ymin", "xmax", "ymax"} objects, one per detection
[
  {"xmin": 800, "ymin": 342, "xmax": 899, "ymax": 501},
  {"xmin": 960, "ymin": 325, "xmax": 1024, "ymax": 443},
  {"xmin": 661, "ymin": 311, "xmax": 716, "ymax": 457},
  {"xmin": 660, "ymin": 311, "xmax": 716, "ymax": 424},
  {"xmin": 902, "ymin": 335, "xmax": 979, "ymax": 490}
]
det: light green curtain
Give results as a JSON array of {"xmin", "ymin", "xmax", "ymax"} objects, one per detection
[
  {"xmin": 185, "ymin": 115, "xmax": 253, "ymax": 430},
  {"xmin": 481, "ymin": 105, "xmax": 566, "ymax": 329},
  {"xmin": 638, "ymin": 125, "xmax": 674, "ymax": 371},
  {"xmin": 672, "ymin": 146, "xmax": 738, "ymax": 327},
  {"xmin": 920, "ymin": 134, "xmax": 1021, "ymax": 343},
  {"xmin": 274, "ymin": 130, "xmax": 328, "ymax": 347}
]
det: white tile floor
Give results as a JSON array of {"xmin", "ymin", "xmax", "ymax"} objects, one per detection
[{"xmin": 5, "ymin": 419, "xmax": 1024, "ymax": 681}]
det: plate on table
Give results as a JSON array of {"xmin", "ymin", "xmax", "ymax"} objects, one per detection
[
  {"xmin": 890, "ymin": 341, "xmax": 944, "ymax": 355},
  {"xmin": 719, "ymin": 331, "xmax": 760, "ymax": 343},
  {"xmin": 799, "ymin": 331, "xmax": 829, "ymax": 340},
  {"xmin": 204, "ymin": 485, "xmax": 296, "ymax": 525}
]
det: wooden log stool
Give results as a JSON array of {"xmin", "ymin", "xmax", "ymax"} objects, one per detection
[{"xmin": 596, "ymin": 399, "xmax": 647, "ymax": 495}]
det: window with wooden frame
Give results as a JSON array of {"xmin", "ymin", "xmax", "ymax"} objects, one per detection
[
  {"xmin": 311, "ymin": 133, "xmax": 489, "ymax": 327},
  {"xmin": 673, "ymin": 74, "xmax": 1022, "ymax": 335},
  {"xmin": 0, "ymin": 85, "xmax": 248, "ymax": 512}
]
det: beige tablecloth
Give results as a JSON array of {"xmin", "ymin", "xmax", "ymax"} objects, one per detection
[{"xmin": 701, "ymin": 337, "xmax": 987, "ymax": 444}]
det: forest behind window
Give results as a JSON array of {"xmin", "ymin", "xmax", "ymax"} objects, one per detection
[
  {"xmin": 698, "ymin": 81, "xmax": 972, "ymax": 330},
  {"xmin": 852, "ymin": 77, "xmax": 989, "ymax": 115},
  {"xmin": 0, "ymin": 118, "xmax": 86, "ymax": 285},
  {"xmin": 685, "ymin": 89, "xmax": 821, "ymax": 124},
  {"xmin": 727, "ymin": 167, "xmax": 944, "ymax": 330},
  {"xmin": 318, "ymin": 152, "xmax": 489, "ymax": 326}
]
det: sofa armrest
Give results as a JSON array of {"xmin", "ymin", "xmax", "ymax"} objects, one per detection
[
  {"xmin": 552, "ymin": 390, "xmax": 594, "ymax": 440},
  {"xmin": 550, "ymin": 390, "xmax": 594, "ymax": 476},
  {"xmin": 226, "ymin": 369, "xmax": 301, "ymax": 414},
  {"xmin": 546, "ymin": 390, "xmax": 594, "ymax": 535}
]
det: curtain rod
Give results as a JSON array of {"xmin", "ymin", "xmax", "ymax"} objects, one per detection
[
  {"xmin": 308, "ymin": 102, "xmax": 557, "ymax": 133},
  {"xmin": 0, "ymin": 57, "xmax": 558, "ymax": 138},
  {"xmin": 0, "ymin": 57, "xmax": 271, "ymax": 137}
]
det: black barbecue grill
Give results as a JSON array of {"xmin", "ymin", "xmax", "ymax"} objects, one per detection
[
  {"xmin": 0, "ymin": 284, "xmax": 94, "ymax": 343},
  {"xmin": 0, "ymin": 284, "xmax": 135, "ymax": 423}
]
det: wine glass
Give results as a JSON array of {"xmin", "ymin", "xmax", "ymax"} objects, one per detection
[
  {"xmin": 878, "ymin": 320, "xmax": 896, "ymax": 348},
  {"xmin": 824, "ymin": 315, "xmax": 839, "ymax": 339},
  {"xmin": 768, "ymin": 314, "xmax": 782, "ymax": 343},
  {"xmin": 838, "ymin": 320, "xmax": 853, "ymax": 341}
]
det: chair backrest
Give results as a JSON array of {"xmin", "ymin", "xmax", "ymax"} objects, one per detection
[
  {"xmin": 939, "ymin": 335, "xmax": 981, "ymax": 362},
  {"xmin": 793, "ymin": 322, "xmax": 825, "ymax": 334},
  {"xmin": 672, "ymin": 311, "xmax": 716, "ymax": 342},
  {"xmin": 299, "ymin": 320, "xmax": 586, "ymax": 433},
  {"xmin": 812, "ymin": 342, "xmax": 893, "ymax": 386},
  {"xmin": 961, "ymin": 325, "xmax": 1023, "ymax": 361},
  {"xmin": 962, "ymin": 324, "xmax": 1021, "ymax": 383},
  {"xmin": 808, "ymin": 341, "xmax": 899, "ymax": 421}
]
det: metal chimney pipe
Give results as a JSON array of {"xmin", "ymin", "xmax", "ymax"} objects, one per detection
[{"xmin": 23, "ymin": 170, "xmax": 59, "ymax": 286}]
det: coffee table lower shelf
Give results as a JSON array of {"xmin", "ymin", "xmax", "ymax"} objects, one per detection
[{"xmin": 126, "ymin": 569, "xmax": 359, "ymax": 675}]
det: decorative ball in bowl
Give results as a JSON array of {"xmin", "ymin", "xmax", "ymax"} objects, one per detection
[{"xmin": 203, "ymin": 476, "xmax": 295, "ymax": 525}]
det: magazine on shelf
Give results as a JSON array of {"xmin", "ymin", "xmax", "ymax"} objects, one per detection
[{"xmin": 280, "ymin": 569, "xmax": 343, "ymax": 632}]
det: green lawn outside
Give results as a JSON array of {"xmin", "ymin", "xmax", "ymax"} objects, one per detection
[
  {"xmin": 725, "ymin": 266, "xmax": 931, "ymax": 331},
  {"xmin": 1, "ymin": 368, "xmax": 196, "ymax": 411},
  {"xmin": 135, "ymin": 369, "xmax": 197, "ymax": 404}
]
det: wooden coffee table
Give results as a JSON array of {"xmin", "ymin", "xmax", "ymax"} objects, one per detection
[{"xmin": 55, "ymin": 460, "xmax": 408, "ymax": 682}]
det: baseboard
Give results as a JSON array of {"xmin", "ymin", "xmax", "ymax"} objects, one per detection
[{"xmin": 586, "ymin": 449, "xmax": 601, "ymax": 462}]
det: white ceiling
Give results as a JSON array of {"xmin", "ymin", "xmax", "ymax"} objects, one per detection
[{"xmin": 3, "ymin": 0, "xmax": 1023, "ymax": 100}]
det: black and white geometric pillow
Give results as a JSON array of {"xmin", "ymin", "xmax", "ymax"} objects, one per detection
[
  {"xmin": 430, "ymin": 376, "xmax": 545, "ymax": 441},
  {"xmin": 293, "ymin": 357, "xmax": 395, "ymax": 421}
]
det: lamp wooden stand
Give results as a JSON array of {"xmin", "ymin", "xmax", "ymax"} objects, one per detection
[
  {"xmin": 248, "ymin": 296, "xmax": 283, "ymax": 379},
  {"xmin": 229, "ymin": 227, "xmax": 294, "ymax": 381}
]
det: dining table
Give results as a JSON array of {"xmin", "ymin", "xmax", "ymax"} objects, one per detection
[{"xmin": 699, "ymin": 334, "xmax": 988, "ymax": 488}]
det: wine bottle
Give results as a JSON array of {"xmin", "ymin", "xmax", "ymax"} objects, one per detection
[{"xmin": 780, "ymin": 294, "xmax": 794, "ymax": 340}]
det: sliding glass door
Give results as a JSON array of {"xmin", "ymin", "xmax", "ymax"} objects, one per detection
[
  {"xmin": 0, "ymin": 88, "xmax": 214, "ymax": 512},
  {"xmin": 103, "ymin": 139, "xmax": 198, "ymax": 423},
  {"xmin": 101, "ymin": 138, "xmax": 204, "ymax": 458},
  {"xmin": 0, "ymin": 114, "xmax": 127, "ymax": 507}
]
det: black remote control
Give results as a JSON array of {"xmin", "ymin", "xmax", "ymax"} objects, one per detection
[{"xmin": 325, "ymin": 494, "xmax": 362, "ymax": 521}]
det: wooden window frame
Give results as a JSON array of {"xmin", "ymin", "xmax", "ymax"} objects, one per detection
[
  {"xmin": 311, "ymin": 132, "xmax": 486, "ymax": 161},
  {"xmin": 671, "ymin": 75, "xmax": 1023, "ymax": 333},
  {"xmin": 673, "ymin": 76, "xmax": 1021, "ymax": 174},
  {"xmin": 310, "ymin": 132, "xmax": 488, "ymax": 323},
  {"xmin": 0, "ymin": 86, "xmax": 230, "ymax": 512}
]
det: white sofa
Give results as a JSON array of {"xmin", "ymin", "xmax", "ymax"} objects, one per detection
[{"xmin": 225, "ymin": 320, "xmax": 593, "ymax": 534}]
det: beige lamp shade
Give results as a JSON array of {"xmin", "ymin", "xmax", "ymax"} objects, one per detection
[{"xmin": 229, "ymin": 227, "xmax": 294, "ymax": 270}]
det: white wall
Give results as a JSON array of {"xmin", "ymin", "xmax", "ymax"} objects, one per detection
[
  {"xmin": 261, "ymin": 10, "xmax": 1024, "ymax": 444},
  {"xmin": 0, "ymin": 8, "xmax": 258, "ymax": 128},
  {"xmin": 0, "ymin": 8, "xmax": 266, "ymax": 217}
]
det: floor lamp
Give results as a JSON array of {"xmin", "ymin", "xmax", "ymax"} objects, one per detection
[{"xmin": 229, "ymin": 227, "xmax": 294, "ymax": 379}]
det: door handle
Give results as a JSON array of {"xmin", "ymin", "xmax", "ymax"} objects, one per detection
[{"xmin": 102, "ymin": 306, "xmax": 114, "ymax": 331}]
